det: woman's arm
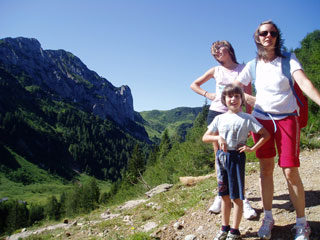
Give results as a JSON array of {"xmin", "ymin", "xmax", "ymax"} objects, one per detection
[
  {"xmin": 190, "ymin": 67, "xmax": 216, "ymax": 101},
  {"xmin": 233, "ymin": 80, "xmax": 256, "ymax": 108},
  {"xmin": 293, "ymin": 69, "xmax": 320, "ymax": 106},
  {"xmin": 243, "ymin": 82, "xmax": 253, "ymax": 113}
]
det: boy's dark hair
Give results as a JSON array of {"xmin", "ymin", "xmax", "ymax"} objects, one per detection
[
  {"xmin": 254, "ymin": 20, "xmax": 284, "ymax": 60},
  {"xmin": 221, "ymin": 84, "xmax": 245, "ymax": 107}
]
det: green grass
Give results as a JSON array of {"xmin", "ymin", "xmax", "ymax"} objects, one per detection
[
  {"xmin": 19, "ymin": 176, "xmax": 217, "ymax": 239},
  {"xmin": 5, "ymin": 163, "xmax": 263, "ymax": 240},
  {"xmin": 0, "ymin": 176, "xmax": 70, "ymax": 205},
  {"xmin": 0, "ymin": 149, "xmax": 67, "ymax": 204},
  {"xmin": 0, "ymin": 148, "xmax": 111, "ymax": 205},
  {"xmin": 97, "ymin": 178, "xmax": 217, "ymax": 240}
]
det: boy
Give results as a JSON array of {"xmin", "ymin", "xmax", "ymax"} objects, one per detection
[{"xmin": 202, "ymin": 84, "xmax": 270, "ymax": 240}]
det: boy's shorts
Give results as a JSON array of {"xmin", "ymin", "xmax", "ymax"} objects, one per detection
[
  {"xmin": 252, "ymin": 115, "xmax": 300, "ymax": 168},
  {"xmin": 216, "ymin": 150, "xmax": 245, "ymax": 200}
]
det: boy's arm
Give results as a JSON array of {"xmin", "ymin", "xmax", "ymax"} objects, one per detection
[
  {"xmin": 238, "ymin": 127, "xmax": 270, "ymax": 153},
  {"xmin": 202, "ymin": 129, "xmax": 227, "ymax": 152}
]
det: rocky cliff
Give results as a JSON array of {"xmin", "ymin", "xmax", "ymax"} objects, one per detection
[{"xmin": 0, "ymin": 37, "xmax": 135, "ymax": 128}]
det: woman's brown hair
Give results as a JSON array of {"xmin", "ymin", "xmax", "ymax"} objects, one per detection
[{"xmin": 254, "ymin": 20, "xmax": 284, "ymax": 60}]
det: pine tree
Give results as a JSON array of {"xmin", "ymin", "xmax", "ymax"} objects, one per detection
[
  {"xmin": 28, "ymin": 204, "xmax": 44, "ymax": 225},
  {"xmin": 64, "ymin": 189, "xmax": 79, "ymax": 217},
  {"xmin": 82, "ymin": 178, "xmax": 100, "ymax": 212},
  {"xmin": 147, "ymin": 145, "xmax": 159, "ymax": 166},
  {"xmin": 158, "ymin": 129, "xmax": 172, "ymax": 159},
  {"xmin": 59, "ymin": 191, "xmax": 67, "ymax": 217},
  {"xmin": 6, "ymin": 200, "xmax": 29, "ymax": 233},
  {"xmin": 125, "ymin": 144, "xmax": 145, "ymax": 184},
  {"xmin": 44, "ymin": 196, "xmax": 60, "ymax": 220}
]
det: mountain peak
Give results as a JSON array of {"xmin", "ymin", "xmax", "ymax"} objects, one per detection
[{"xmin": 0, "ymin": 37, "xmax": 139, "ymax": 130}]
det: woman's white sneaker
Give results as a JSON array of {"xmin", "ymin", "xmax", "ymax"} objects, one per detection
[
  {"xmin": 257, "ymin": 218, "xmax": 274, "ymax": 239},
  {"xmin": 243, "ymin": 199, "xmax": 257, "ymax": 219},
  {"xmin": 293, "ymin": 223, "xmax": 311, "ymax": 240},
  {"xmin": 208, "ymin": 196, "xmax": 222, "ymax": 213}
]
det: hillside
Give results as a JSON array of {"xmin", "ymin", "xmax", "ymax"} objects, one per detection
[
  {"xmin": 0, "ymin": 37, "xmax": 150, "ymax": 183},
  {"xmin": 0, "ymin": 37, "xmax": 137, "ymax": 128},
  {"xmin": 5, "ymin": 149, "xmax": 320, "ymax": 240},
  {"xmin": 139, "ymin": 107, "xmax": 202, "ymax": 143}
]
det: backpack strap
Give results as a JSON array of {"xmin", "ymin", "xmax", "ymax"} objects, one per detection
[
  {"xmin": 281, "ymin": 52, "xmax": 304, "ymax": 106},
  {"xmin": 248, "ymin": 53, "xmax": 301, "ymax": 132},
  {"xmin": 249, "ymin": 52, "xmax": 304, "ymax": 107},
  {"xmin": 248, "ymin": 58, "xmax": 257, "ymax": 86}
]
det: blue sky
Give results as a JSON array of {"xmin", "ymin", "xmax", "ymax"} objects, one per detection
[{"xmin": 1, "ymin": 0, "xmax": 319, "ymax": 112}]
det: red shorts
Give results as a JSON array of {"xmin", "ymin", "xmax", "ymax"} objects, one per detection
[{"xmin": 252, "ymin": 115, "xmax": 300, "ymax": 168}]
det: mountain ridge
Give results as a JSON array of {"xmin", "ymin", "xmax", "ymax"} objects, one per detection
[
  {"xmin": 0, "ymin": 36, "xmax": 150, "ymax": 182},
  {"xmin": 0, "ymin": 37, "xmax": 136, "ymax": 129},
  {"xmin": 0, "ymin": 36, "xmax": 204, "ymax": 184}
]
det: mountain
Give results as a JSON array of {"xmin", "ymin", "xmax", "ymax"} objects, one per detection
[
  {"xmin": 0, "ymin": 36, "xmax": 204, "ymax": 192},
  {"xmin": 139, "ymin": 107, "xmax": 202, "ymax": 143},
  {"xmin": 0, "ymin": 37, "xmax": 148, "ymax": 139},
  {"xmin": 0, "ymin": 37, "xmax": 149, "ymax": 181}
]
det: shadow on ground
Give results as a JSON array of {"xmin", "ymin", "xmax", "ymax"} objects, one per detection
[{"xmin": 245, "ymin": 191, "xmax": 320, "ymax": 239}]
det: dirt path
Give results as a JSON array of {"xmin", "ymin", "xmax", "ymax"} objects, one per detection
[{"xmin": 157, "ymin": 149, "xmax": 320, "ymax": 240}]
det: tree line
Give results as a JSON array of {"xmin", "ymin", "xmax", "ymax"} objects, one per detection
[
  {"xmin": 0, "ymin": 66, "xmax": 144, "ymax": 181},
  {"xmin": 0, "ymin": 178, "xmax": 101, "ymax": 235}
]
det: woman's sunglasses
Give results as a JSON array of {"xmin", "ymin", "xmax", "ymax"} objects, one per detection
[{"xmin": 259, "ymin": 31, "xmax": 278, "ymax": 38}]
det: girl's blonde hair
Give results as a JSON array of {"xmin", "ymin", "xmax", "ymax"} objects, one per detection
[{"xmin": 211, "ymin": 40, "xmax": 238, "ymax": 64}]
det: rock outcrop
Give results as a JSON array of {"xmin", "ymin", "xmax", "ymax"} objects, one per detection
[{"xmin": 0, "ymin": 37, "xmax": 136, "ymax": 128}]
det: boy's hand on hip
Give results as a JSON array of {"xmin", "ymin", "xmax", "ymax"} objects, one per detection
[
  {"xmin": 218, "ymin": 137, "xmax": 227, "ymax": 152},
  {"xmin": 238, "ymin": 145, "xmax": 253, "ymax": 153}
]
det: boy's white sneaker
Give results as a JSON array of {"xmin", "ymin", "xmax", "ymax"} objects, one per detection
[
  {"xmin": 243, "ymin": 199, "xmax": 257, "ymax": 219},
  {"xmin": 293, "ymin": 223, "xmax": 311, "ymax": 240},
  {"xmin": 257, "ymin": 218, "xmax": 274, "ymax": 239},
  {"xmin": 208, "ymin": 196, "xmax": 222, "ymax": 213}
]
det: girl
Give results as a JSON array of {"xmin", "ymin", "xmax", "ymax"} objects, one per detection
[{"xmin": 190, "ymin": 41, "xmax": 256, "ymax": 219}]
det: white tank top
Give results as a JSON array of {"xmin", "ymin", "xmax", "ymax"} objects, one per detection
[{"xmin": 210, "ymin": 64, "xmax": 245, "ymax": 112}]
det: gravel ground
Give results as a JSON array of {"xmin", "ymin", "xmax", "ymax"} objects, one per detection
[{"xmin": 156, "ymin": 149, "xmax": 320, "ymax": 240}]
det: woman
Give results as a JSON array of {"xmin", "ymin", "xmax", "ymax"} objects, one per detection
[
  {"xmin": 234, "ymin": 20, "xmax": 320, "ymax": 240},
  {"xmin": 190, "ymin": 40, "xmax": 257, "ymax": 220}
]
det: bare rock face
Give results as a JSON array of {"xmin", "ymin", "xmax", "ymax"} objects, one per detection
[
  {"xmin": 145, "ymin": 183, "xmax": 173, "ymax": 198},
  {"xmin": 0, "ymin": 37, "xmax": 134, "ymax": 127}
]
